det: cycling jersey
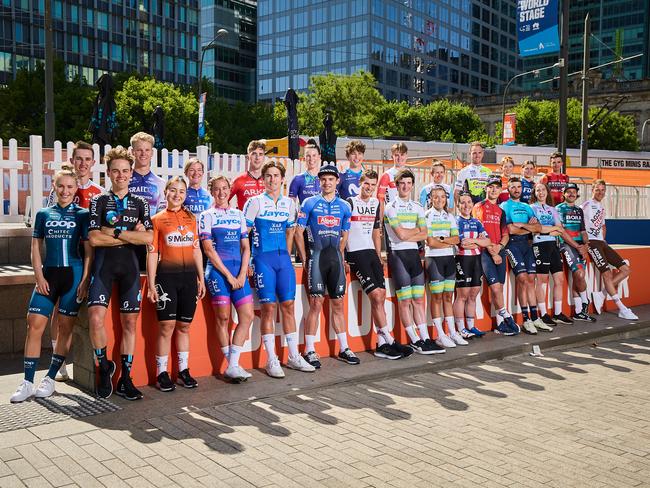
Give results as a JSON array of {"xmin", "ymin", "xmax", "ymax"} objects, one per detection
[
  {"xmin": 33, "ymin": 203, "xmax": 89, "ymax": 267},
  {"xmin": 297, "ymin": 194, "xmax": 351, "ymax": 251},
  {"xmin": 288, "ymin": 171, "xmax": 320, "ymax": 203},
  {"xmin": 521, "ymin": 178, "xmax": 534, "ymax": 203},
  {"xmin": 199, "ymin": 207, "xmax": 248, "ymax": 263},
  {"xmin": 128, "ymin": 170, "xmax": 166, "ymax": 214},
  {"xmin": 454, "ymin": 164, "xmax": 492, "ymax": 203},
  {"xmin": 473, "ymin": 199, "xmax": 508, "ymax": 245},
  {"xmin": 345, "ymin": 196, "xmax": 380, "ymax": 252},
  {"xmin": 497, "ymin": 174, "xmax": 510, "ymax": 204},
  {"xmin": 500, "ymin": 199, "xmax": 536, "ymax": 232},
  {"xmin": 150, "ymin": 208, "xmax": 199, "ymax": 273},
  {"xmin": 184, "ymin": 186, "xmax": 213, "ymax": 216},
  {"xmin": 456, "ymin": 216, "xmax": 487, "ymax": 256},
  {"xmin": 419, "ymin": 182, "xmax": 453, "ymax": 210},
  {"xmin": 580, "ymin": 199, "xmax": 605, "ymax": 241},
  {"xmin": 377, "ymin": 166, "xmax": 401, "ymax": 204},
  {"xmin": 530, "ymin": 202, "xmax": 561, "ymax": 244},
  {"xmin": 384, "ymin": 198, "xmax": 426, "ymax": 251},
  {"xmin": 337, "ymin": 168, "xmax": 363, "ymax": 199},
  {"xmin": 243, "ymin": 193, "xmax": 296, "ymax": 256},
  {"xmin": 424, "ymin": 207, "xmax": 458, "ymax": 257},
  {"xmin": 230, "ymin": 172, "xmax": 264, "ymax": 211},
  {"xmin": 556, "ymin": 203, "xmax": 585, "ymax": 243},
  {"xmin": 89, "ymin": 192, "xmax": 153, "ymax": 245},
  {"xmin": 541, "ymin": 172, "xmax": 569, "ymax": 205},
  {"xmin": 46, "ymin": 180, "xmax": 103, "ymax": 209}
]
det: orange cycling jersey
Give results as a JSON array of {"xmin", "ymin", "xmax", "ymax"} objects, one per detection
[{"xmin": 149, "ymin": 208, "xmax": 199, "ymax": 273}]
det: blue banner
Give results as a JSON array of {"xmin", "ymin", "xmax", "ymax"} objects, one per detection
[
  {"xmin": 517, "ymin": 0, "xmax": 560, "ymax": 57},
  {"xmin": 198, "ymin": 92, "xmax": 207, "ymax": 139}
]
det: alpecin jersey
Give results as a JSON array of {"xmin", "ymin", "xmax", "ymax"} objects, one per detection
[{"xmin": 297, "ymin": 194, "xmax": 351, "ymax": 251}]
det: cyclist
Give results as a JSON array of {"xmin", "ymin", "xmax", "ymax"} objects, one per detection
[
  {"xmin": 200, "ymin": 176, "xmax": 255, "ymax": 382},
  {"xmin": 497, "ymin": 156, "xmax": 515, "ymax": 204},
  {"xmin": 540, "ymin": 152, "xmax": 569, "ymax": 206},
  {"xmin": 230, "ymin": 140, "xmax": 266, "ymax": 211},
  {"xmin": 345, "ymin": 170, "xmax": 413, "ymax": 359},
  {"xmin": 378, "ymin": 142, "xmax": 409, "ymax": 208},
  {"xmin": 520, "ymin": 160, "xmax": 536, "ymax": 204},
  {"xmin": 453, "ymin": 192, "xmax": 492, "ymax": 342},
  {"xmin": 473, "ymin": 177, "xmax": 519, "ymax": 335},
  {"xmin": 243, "ymin": 161, "xmax": 315, "ymax": 377},
  {"xmin": 147, "ymin": 176, "xmax": 205, "ymax": 392},
  {"xmin": 500, "ymin": 177, "xmax": 541, "ymax": 335},
  {"xmin": 289, "ymin": 140, "xmax": 321, "ymax": 205},
  {"xmin": 87, "ymin": 146, "xmax": 153, "ymax": 400},
  {"xmin": 295, "ymin": 165, "xmax": 357, "ymax": 367},
  {"xmin": 337, "ymin": 139, "xmax": 366, "ymax": 200},
  {"xmin": 424, "ymin": 186, "xmax": 461, "ymax": 348},
  {"xmin": 582, "ymin": 180, "xmax": 638, "ymax": 320},
  {"xmin": 529, "ymin": 182, "xmax": 572, "ymax": 330},
  {"xmin": 183, "ymin": 158, "xmax": 213, "ymax": 216},
  {"xmin": 386, "ymin": 170, "xmax": 444, "ymax": 354},
  {"xmin": 419, "ymin": 160, "xmax": 453, "ymax": 211},
  {"xmin": 10, "ymin": 170, "xmax": 91, "ymax": 402},
  {"xmin": 454, "ymin": 141, "xmax": 492, "ymax": 206}
]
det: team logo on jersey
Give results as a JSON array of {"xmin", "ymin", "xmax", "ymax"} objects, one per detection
[
  {"xmin": 318, "ymin": 216, "xmax": 340, "ymax": 228},
  {"xmin": 166, "ymin": 231, "xmax": 195, "ymax": 246},
  {"xmin": 46, "ymin": 220, "xmax": 76, "ymax": 228},
  {"xmin": 106, "ymin": 210, "xmax": 120, "ymax": 225}
]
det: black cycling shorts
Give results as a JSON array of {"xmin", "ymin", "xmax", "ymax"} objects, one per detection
[
  {"xmin": 532, "ymin": 240, "xmax": 564, "ymax": 275},
  {"xmin": 88, "ymin": 250, "xmax": 142, "ymax": 313},
  {"xmin": 389, "ymin": 249, "xmax": 425, "ymax": 292},
  {"xmin": 154, "ymin": 272, "xmax": 198, "ymax": 323},
  {"xmin": 425, "ymin": 255, "xmax": 456, "ymax": 293},
  {"xmin": 347, "ymin": 249, "xmax": 385, "ymax": 295},
  {"xmin": 307, "ymin": 246, "xmax": 347, "ymax": 298},
  {"xmin": 455, "ymin": 255, "xmax": 483, "ymax": 288}
]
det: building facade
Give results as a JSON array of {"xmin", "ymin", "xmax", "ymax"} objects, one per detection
[
  {"xmin": 200, "ymin": 0, "xmax": 257, "ymax": 103},
  {"xmin": 0, "ymin": 0, "xmax": 199, "ymax": 86},
  {"xmin": 257, "ymin": 0, "xmax": 521, "ymax": 103}
]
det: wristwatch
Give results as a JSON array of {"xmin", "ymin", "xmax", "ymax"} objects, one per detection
[
  {"xmin": 113, "ymin": 228, "xmax": 122, "ymax": 239},
  {"xmin": 438, "ymin": 235, "xmax": 445, "ymax": 241}
]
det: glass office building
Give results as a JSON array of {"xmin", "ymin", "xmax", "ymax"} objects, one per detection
[
  {"xmin": 200, "ymin": 0, "xmax": 257, "ymax": 103},
  {"xmin": 257, "ymin": 0, "xmax": 521, "ymax": 103},
  {"xmin": 0, "ymin": 0, "xmax": 199, "ymax": 86}
]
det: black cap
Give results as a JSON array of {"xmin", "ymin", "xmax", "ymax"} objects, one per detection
[
  {"xmin": 486, "ymin": 176, "xmax": 502, "ymax": 187},
  {"xmin": 564, "ymin": 182, "xmax": 579, "ymax": 192},
  {"xmin": 318, "ymin": 164, "xmax": 339, "ymax": 178}
]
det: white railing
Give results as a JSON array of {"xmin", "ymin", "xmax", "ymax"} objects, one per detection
[{"xmin": 0, "ymin": 138, "xmax": 22, "ymax": 222}]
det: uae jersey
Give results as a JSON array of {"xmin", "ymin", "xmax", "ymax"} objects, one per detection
[
  {"xmin": 288, "ymin": 171, "xmax": 320, "ymax": 204},
  {"xmin": 456, "ymin": 216, "xmax": 487, "ymax": 256},
  {"xmin": 424, "ymin": 207, "xmax": 458, "ymax": 257},
  {"xmin": 473, "ymin": 199, "xmax": 508, "ymax": 245},
  {"xmin": 229, "ymin": 172, "xmax": 264, "ymax": 211},
  {"xmin": 581, "ymin": 199, "xmax": 606, "ymax": 241},
  {"xmin": 243, "ymin": 193, "xmax": 297, "ymax": 256},
  {"xmin": 150, "ymin": 208, "xmax": 199, "ymax": 273},
  {"xmin": 128, "ymin": 170, "xmax": 166, "ymax": 214},
  {"xmin": 384, "ymin": 197, "xmax": 425, "ymax": 252},
  {"xmin": 454, "ymin": 164, "xmax": 492, "ymax": 203},
  {"xmin": 297, "ymin": 194, "xmax": 351, "ymax": 251},
  {"xmin": 184, "ymin": 186, "xmax": 213, "ymax": 216},
  {"xmin": 556, "ymin": 203, "xmax": 585, "ymax": 243},
  {"xmin": 46, "ymin": 179, "xmax": 103, "ymax": 209},
  {"xmin": 32, "ymin": 203, "xmax": 89, "ymax": 267},
  {"xmin": 199, "ymin": 207, "xmax": 248, "ymax": 263},
  {"xmin": 337, "ymin": 168, "xmax": 363, "ymax": 200},
  {"xmin": 345, "ymin": 196, "xmax": 381, "ymax": 252},
  {"xmin": 541, "ymin": 172, "xmax": 569, "ymax": 205},
  {"xmin": 530, "ymin": 202, "xmax": 561, "ymax": 243}
]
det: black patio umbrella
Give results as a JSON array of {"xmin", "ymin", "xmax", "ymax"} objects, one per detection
[
  {"xmin": 152, "ymin": 105, "xmax": 165, "ymax": 166},
  {"xmin": 319, "ymin": 112, "xmax": 337, "ymax": 164},
  {"xmin": 284, "ymin": 88, "xmax": 300, "ymax": 161},
  {"xmin": 88, "ymin": 73, "xmax": 118, "ymax": 155}
]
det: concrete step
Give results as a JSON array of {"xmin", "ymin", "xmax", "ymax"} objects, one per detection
[{"xmin": 0, "ymin": 225, "xmax": 32, "ymax": 266}]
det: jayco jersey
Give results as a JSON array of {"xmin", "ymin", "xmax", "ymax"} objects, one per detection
[
  {"xmin": 199, "ymin": 207, "xmax": 248, "ymax": 263},
  {"xmin": 243, "ymin": 193, "xmax": 297, "ymax": 256},
  {"xmin": 346, "ymin": 196, "xmax": 380, "ymax": 252},
  {"xmin": 297, "ymin": 194, "xmax": 351, "ymax": 251}
]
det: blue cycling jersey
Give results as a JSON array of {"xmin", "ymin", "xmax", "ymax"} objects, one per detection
[
  {"xmin": 500, "ymin": 199, "xmax": 536, "ymax": 225},
  {"xmin": 33, "ymin": 203, "xmax": 89, "ymax": 267},
  {"xmin": 521, "ymin": 178, "xmax": 534, "ymax": 203},
  {"xmin": 337, "ymin": 168, "xmax": 362, "ymax": 200},
  {"xmin": 128, "ymin": 170, "xmax": 166, "ymax": 213},
  {"xmin": 185, "ymin": 186, "xmax": 214, "ymax": 216},
  {"xmin": 288, "ymin": 172, "xmax": 320, "ymax": 203},
  {"xmin": 297, "ymin": 194, "xmax": 351, "ymax": 251},
  {"xmin": 243, "ymin": 193, "xmax": 297, "ymax": 256},
  {"xmin": 199, "ymin": 207, "xmax": 248, "ymax": 263}
]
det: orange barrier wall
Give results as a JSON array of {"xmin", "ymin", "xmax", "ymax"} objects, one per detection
[{"xmin": 100, "ymin": 246, "xmax": 650, "ymax": 387}]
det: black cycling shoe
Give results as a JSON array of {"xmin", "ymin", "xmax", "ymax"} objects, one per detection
[
  {"xmin": 392, "ymin": 340, "xmax": 414, "ymax": 358},
  {"xmin": 116, "ymin": 376, "xmax": 143, "ymax": 401},
  {"xmin": 96, "ymin": 360, "xmax": 116, "ymax": 399},
  {"xmin": 156, "ymin": 371, "xmax": 176, "ymax": 392},
  {"xmin": 178, "ymin": 369, "xmax": 198, "ymax": 388}
]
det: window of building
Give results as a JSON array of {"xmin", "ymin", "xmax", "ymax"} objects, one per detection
[
  {"xmin": 330, "ymin": 2, "xmax": 346, "ymax": 21},
  {"xmin": 386, "ymin": 3, "xmax": 397, "ymax": 21},
  {"xmin": 386, "ymin": 46, "xmax": 397, "ymax": 65},
  {"xmin": 276, "ymin": 35, "xmax": 290, "ymax": 52},
  {"xmin": 331, "ymin": 48, "xmax": 347, "ymax": 64},
  {"xmin": 311, "ymin": 28, "xmax": 326, "ymax": 45},
  {"xmin": 387, "ymin": 26, "xmax": 397, "ymax": 44},
  {"xmin": 372, "ymin": 20, "xmax": 383, "ymax": 38},
  {"xmin": 176, "ymin": 58, "xmax": 185, "ymax": 74},
  {"xmin": 332, "ymin": 24, "xmax": 347, "ymax": 42},
  {"xmin": 259, "ymin": 41, "xmax": 272, "ymax": 56},
  {"xmin": 293, "ymin": 52, "xmax": 308, "ymax": 69},
  {"xmin": 295, "ymin": 15, "xmax": 307, "ymax": 28},
  {"xmin": 276, "ymin": 16, "xmax": 290, "ymax": 32},
  {"xmin": 351, "ymin": 0, "xmax": 367, "ymax": 16},
  {"xmin": 259, "ymin": 78, "xmax": 272, "ymax": 95},
  {"xmin": 0, "ymin": 52, "xmax": 12, "ymax": 73},
  {"xmin": 400, "ymin": 31, "xmax": 410, "ymax": 48},
  {"xmin": 275, "ymin": 55, "xmax": 289, "ymax": 72},
  {"xmin": 370, "ymin": 64, "xmax": 383, "ymax": 82},
  {"xmin": 371, "ymin": 0, "xmax": 383, "ymax": 17},
  {"xmin": 351, "ymin": 20, "xmax": 367, "ymax": 39},
  {"xmin": 259, "ymin": 19, "xmax": 272, "ymax": 36},
  {"xmin": 311, "ymin": 50, "xmax": 327, "ymax": 66},
  {"xmin": 293, "ymin": 73, "xmax": 309, "ymax": 90},
  {"xmin": 351, "ymin": 42, "xmax": 367, "ymax": 61},
  {"xmin": 312, "ymin": 7, "xmax": 327, "ymax": 24},
  {"xmin": 371, "ymin": 42, "xmax": 384, "ymax": 61},
  {"xmin": 294, "ymin": 32, "xmax": 307, "ymax": 48},
  {"xmin": 259, "ymin": 59, "xmax": 272, "ymax": 75}
]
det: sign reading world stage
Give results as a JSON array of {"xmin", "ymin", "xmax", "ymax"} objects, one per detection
[{"xmin": 517, "ymin": 0, "xmax": 560, "ymax": 57}]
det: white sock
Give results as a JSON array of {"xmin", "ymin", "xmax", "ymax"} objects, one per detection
[
  {"xmin": 444, "ymin": 317, "xmax": 455, "ymax": 336},
  {"xmin": 229, "ymin": 345, "xmax": 241, "ymax": 368},
  {"xmin": 574, "ymin": 297, "xmax": 582, "ymax": 314},
  {"xmin": 537, "ymin": 302, "xmax": 547, "ymax": 317},
  {"xmin": 262, "ymin": 334, "xmax": 277, "ymax": 360},
  {"xmin": 405, "ymin": 325, "xmax": 420, "ymax": 343},
  {"xmin": 155, "ymin": 355, "xmax": 168, "ymax": 376},
  {"xmin": 611, "ymin": 294, "xmax": 625, "ymax": 310},
  {"xmin": 455, "ymin": 318, "xmax": 465, "ymax": 334},
  {"xmin": 498, "ymin": 307, "xmax": 511, "ymax": 318},
  {"xmin": 221, "ymin": 346, "xmax": 230, "ymax": 362},
  {"xmin": 417, "ymin": 323, "xmax": 430, "ymax": 341},
  {"xmin": 285, "ymin": 331, "xmax": 300, "ymax": 358},
  {"xmin": 554, "ymin": 301, "xmax": 563, "ymax": 316},
  {"xmin": 376, "ymin": 333, "xmax": 387, "ymax": 347},
  {"xmin": 51, "ymin": 340, "xmax": 57, "ymax": 351},
  {"xmin": 579, "ymin": 291, "xmax": 588, "ymax": 303},
  {"xmin": 336, "ymin": 332, "xmax": 349, "ymax": 351},
  {"xmin": 433, "ymin": 318, "xmax": 444, "ymax": 337},
  {"xmin": 378, "ymin": 326, "xmax": 394, "ymax": 345},
  {"xmin": 496, "ymin": 314, "xmax": 504, "ymax": 325},
  {"xmin": 177, "ymin": 351, "xmax": 189, "ymax": 372},
  {"xmin": 305, "ymin": 334, "xmax": 317, "ymax": 353},
  {"xmin": 466, "ymin": 317, "xmax": 475, "ymax": 329}
]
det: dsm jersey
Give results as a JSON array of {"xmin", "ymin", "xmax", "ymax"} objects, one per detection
[
  {"xmin": 243, "ymin": 193, "xmax": 297, "ymax": 256},
  {"xmin": 199, "ymin": 207, "xmax": 248, "ymax": 263},
  {"xmin": 297, "ymin": 194, "xmax": 351, "ymax": 251},
  {"xmin": 150, "ymin": 208, "xmax": 199, "ymax": 273},
  {"xmin": 33, "ymin": 203, "xmax": 89, "ymax": 267}
]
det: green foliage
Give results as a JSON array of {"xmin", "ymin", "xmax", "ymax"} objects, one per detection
[{"xmin": 414, "ymin": 99, "xmax": 486, "ymax": 142}]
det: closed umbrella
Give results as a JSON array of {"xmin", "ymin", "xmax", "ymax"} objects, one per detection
[
  {"xmin": 152, "ymin": 105, "xmax": 164, "ymax": 166},
  {"xmin": 284, "ymin": 88, "xmax": 300, "ymax": 161},
  {"xmin": 88, "ymin": 73, "xmax": 118, "ymax": 155},
  {"xmin": 319, "ymin": 112, "xmax": 337, "ymax": 164}
]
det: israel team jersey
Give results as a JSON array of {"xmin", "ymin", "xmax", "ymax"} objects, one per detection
[
  {"xmin": 128, "ymin": 170, "xmax": 166, "ymax": 213},
  {"xmin": 530, "ymin": 202, "xmax": 561, "ymax": 243},
  {"xmin": 32, "ymin": 203, "xmax": 89, "ymax": 267},
  {"xmin": 456, "ymin": 216, "xmax": 487, "ymax": 256},
  {"xmin": 199, "ymin": 207, "xmax": 248, "ymax": 263},
  {"xmin": 288, "ymin": 172, "xmax": 320, "ymax": 203},
  {"xmin": 297, "ymin": 194, "xmax": 351, "ymax": 251},
  {"xmin": 337, "ymin": 168, "xmax": 362, "ymax": 199},
  {"xmin": 243, "ymin": 193, "xmax": 297, "ymax": 256},
  {"xmin": 185, "ymin": 186, "xmax": 214, "ymax": 216}
]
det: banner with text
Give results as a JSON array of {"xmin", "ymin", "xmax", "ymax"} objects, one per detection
[
  {"xmin": 502, "ymin": 113, "xmax": 517, "ymax": 145},
  {"xmin": 517, "ymin": 0, "xmax": 560, "ymax": 57}
]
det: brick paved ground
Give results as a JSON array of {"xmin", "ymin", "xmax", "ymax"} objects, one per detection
[{"xmin": 1, "ymin": 337, "xmax": 650, "ymax": 487}]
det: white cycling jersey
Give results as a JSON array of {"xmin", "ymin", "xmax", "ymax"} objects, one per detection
[{"xmin": 346, "ymin": 196, "xmax": 380, "ymax": 252}]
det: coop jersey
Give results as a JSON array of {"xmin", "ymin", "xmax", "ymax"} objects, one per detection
[
  {"xmin": 297, "ymin": 194, "xmax": 351, "ymax": 251},
  {"xmin": 243, "ymin": 192, "xmax": 297, "ymax": 256},
  {"xmin": 32, "ymin": 203, "xmax": 89, "ymax": 267},
  {"xmin": 46, "ymin": 180, "xmax": 104, "ymax": 209},
  {"xmin": 345, "ymin": 196, "xmax": 381, "ymax": 252},
  {"xmin": 229, "ymin": 172, "xmax": 265, "ymax": 211},
  {"xmin": 199, "ymin": 207, "xmax": 248, "ymax": 263},
  {"xmin": 128, "ymin": 170, "xmax": 166, "ymax": 214},
  {"xmin": 184, "ymin": 187, "xmax": 213, "ymax": 216},
  {"xmin": 150, "ymin": 208, "xmax": 199, "ymax": 273}
]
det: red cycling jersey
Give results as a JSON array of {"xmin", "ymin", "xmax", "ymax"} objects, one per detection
[
  {"xmin": 472, "ymin": 199, "xmax": 508, "ymax": 244},
  {"xmin": 229, "ymin": 172, "xmax": 265, "ymax": 210},
  {"xmin": 46, "ymin": 180, "xmax": 103, "ymax": 209},
  {"xmin": 540, "ymin": 172, "xmax": 569, "ymax": 205}
]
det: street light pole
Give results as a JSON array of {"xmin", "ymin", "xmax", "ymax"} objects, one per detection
[
  {"xmin": 641, "ymin": 119, "xmax": 650, "ymax": 148},
  {"xmin": 579, "ymin": 14, "xmax": 591, "ymax": 167},
  {"xmin": 44, "ymin": 0, "xmax": 55, "ymax": 146},
  {"xmin": 558, "ymin": 0, "xmax": 570, "ymax": 169},
  {"xmin": 197, "ymin": 28, "xmax": 228, "ymax": 145}
]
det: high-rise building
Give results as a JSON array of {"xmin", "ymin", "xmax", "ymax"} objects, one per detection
[
  {"xmin": 257, "ymin": 0, "xmax": 521, "ymax": 103},
  {"xmin": 0, "ymin": 1, "xmax": 200, "ymax": 86},
  {"xmin": 522, "ymin": 0, "xmax": 649, "ymax": 91},
  {"xmin": 200, "ymin": 0, "xmax": 257, "ymax": 103}
]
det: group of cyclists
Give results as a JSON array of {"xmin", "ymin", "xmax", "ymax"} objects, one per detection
[{"xmin": 10, "ymin": 133, "xmax": 638, "ymax": 403}]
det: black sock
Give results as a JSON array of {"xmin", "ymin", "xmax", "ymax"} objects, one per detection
[
  {"xmin": 522, "ymin": 309, "xmax": 530, "ymax": 321},
  {"xmin": 95, "ymin": 347, "xmax": 109, "ymax": 370},
  {"xmin": 529, "ymin": 305, "xmax": 538, "ymax": 321},
  {"xmin": 46, "ymin": 354, "xmax": 66, "ymax": 380},
  {"xmin": 121, "ymin": 354, "xmax": 133, "ymax": 378}
]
